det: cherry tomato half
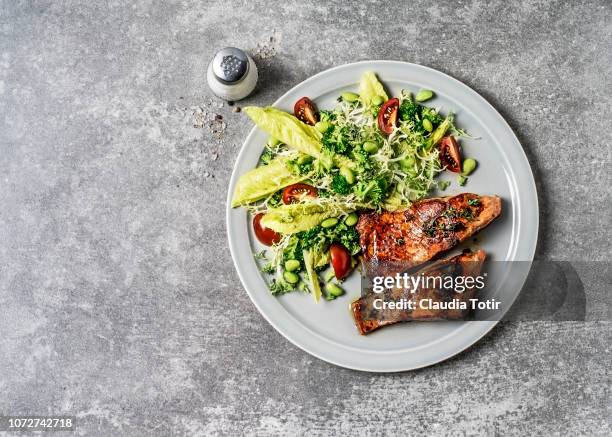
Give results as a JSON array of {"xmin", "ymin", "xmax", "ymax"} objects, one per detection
[
  {"xmin": 330, "ymin": 243, "xmax": 352, "ymax": 280},
  {"xmin": 377, "ymin": 98, "xmax": 399, "ymax": 135},
  {"xmin": 438, "ymin": 136, "xmax": 462, "ymax": 173},
  {"xmin": 282, "ymin": 183, "xmax": 318, "ymax": 204},
  {"xmin": 253, "ymin": 213, "xmax": 281, "ymax": 246},
  {"xmin": 294, "ymin": 97, "xmax": 319, "ymax": 126}
]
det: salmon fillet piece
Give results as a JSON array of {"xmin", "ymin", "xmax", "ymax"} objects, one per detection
[
  {"xmin": 356, "ymin": 193, "xmax": 501, "ymax": 273},
  {"xmin": 352, "ymin": 250, "xmax": 486, "ymax": 335}
]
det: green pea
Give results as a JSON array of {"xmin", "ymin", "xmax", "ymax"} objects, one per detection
[
  {"xmin": 344, "ymin": 213, "xmax": 359, "ymax": 227},
  {"xmin": 462, "ymin": 158, "xmax": 478, "ymax": 176},
  {"xmin": 315, "ymin": 120, "xmax": 331, "ymax": 133},
  {"xmin": 321, "ymin": 217, "xmax": 338, "ymax": 228},
  {"xmin": 457, "ymin": 175, "xmax": 468, "ymax": 186},
  {"xmin": 415, "ymin": 89, "xmax": 434, "ymax": 102},
  {"xmin": 267, "ymin": 137, "xmax": 280, "ymax": 147},
  {"xmin": 372, "ymin": 95, "xmax": 385, "ymax": 106},
  {"xmin": 285, "ymin": 259, "xmax": 300, "ymax": 272},
  {"xmin": 341, "ymin": 92, "xmax": 360, "ymax": 102},
  {"xmin": 327, "ymin": 283, "xmax": 345, "ymax": 297},
  {"xmin": 339, "ymin": 166, "xmax": 355, "ymax": 184},
  {"xmin": 283, "ymin": 271, "xmax": 299, "ymax": 284},
  {"xmin": 422, "ymin": 119, "xmax": 433, "ymax": 132},
  {"xmin": 363, "ymin": 141, "xmax": 379, "ymax": 154}
]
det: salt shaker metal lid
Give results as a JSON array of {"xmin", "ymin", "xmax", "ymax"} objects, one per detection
[
  {"xmin": 207, "ymin": 47, "xmax": 258, "ymax": 101},
  {"xmin": 211, "ymin": 47, "xmax": 250, "ymax": 85}
]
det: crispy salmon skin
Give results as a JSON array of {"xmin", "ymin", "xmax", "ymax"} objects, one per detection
[{"xmin": 356, "ymin": 193, "xmax": 501, "ymax": 270}]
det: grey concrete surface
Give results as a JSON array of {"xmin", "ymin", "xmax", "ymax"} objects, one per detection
[{"xmin": 0, "ymin": 1, "xmax": 610, "ymax": 435}]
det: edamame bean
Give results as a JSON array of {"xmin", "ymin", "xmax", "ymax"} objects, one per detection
[
  {"xmin": 285, "ymin": 259, "xmax": 300, "ymax": 272},
  {"xmin": 363, "ymin": 141, "xmax": 379, "ymax": 154},
  {"xmin": 283, "ymin": 271, "xmax": 299, "ymax": 284},
  {"xmin": 462, "ymin": 158, "xmax": 478, "ymax": 175},
  {"xmin": 344, "ymin": 213, "xmax": 359, "ymax": 227},
  {"xmin": 415, "ymin": 89, "xmax": 434, "ymax": 102},
  {"xmin": 321, "ymin": 217, "xmax": 338, "ymax": 228},
  {"xmin": 341, "ymin": 92, "xmax": 360, "ymax": 102},
  {"xmin": 327, "ymin": 283, "xmax": 345, "ymax": 297},
  {"xmin": 405, "ymin": 166, "xmax": 418, "ymax": 177},
  {"xmin": 372, "ymin": 95, "xmax": 385, "ymax": 106},
  {"xmin": 339, "ymin": 166, "xmax": 355, "ymax": 184},
  {"xmin": 267, "ymin": 137, "xmax": 280, "ymax": 147},
  {"xmin": 422, "ymin": 119, "xmax": 433, "ymax": 132},
  {"xmin": 399, "ymin": 155, "xmax": 416, "ymax": 170},
  {"xmin": 315, "ymin": 120, "xmax": 331, "ymax": 133}
]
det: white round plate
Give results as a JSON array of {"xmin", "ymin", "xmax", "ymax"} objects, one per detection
[{"xmin": 226, "ymin": 61, "xmax": 538, "ymax": 372}]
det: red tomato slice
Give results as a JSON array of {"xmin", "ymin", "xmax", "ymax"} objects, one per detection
[
  {"xmin": 438, "ymin": 136, "xmax": 462, "ymax": 173},
  {"xmin": 330, "ymin": 243, "xmax": 351, "ymax": 280},
  {"xmin": 282, "ymin": 183, "xmax": 318, "ymax": 204},
  {"xmin": 253, "ymin": 213, "xmax": 281, "ymax": 246},
  {"xmin": 377, "ymin": 98, "xmax": 399, "ymax": 135},
  {"xmin": 294, "ymin": 97, "xmax": 319, "ymax": 125}
]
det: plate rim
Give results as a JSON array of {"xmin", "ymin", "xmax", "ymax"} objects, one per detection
[{"xmin": 225, "ymin": 60, "xmax": 539, "ymax": 372}]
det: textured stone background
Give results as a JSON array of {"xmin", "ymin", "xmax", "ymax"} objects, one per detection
[{"xmin": 0, "ymin": 1, "xmax": 610, "ymax": 435}]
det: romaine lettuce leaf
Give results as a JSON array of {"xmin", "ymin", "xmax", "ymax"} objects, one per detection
[
  {"xmin": 260, "ymin": 202, "xmax": 354, "ymax": 234},
  {"xmin": 243, "ymin": 106, "xmax": 322, "ymax": 158},
  {"xmin": 359, "ymin": 71, "xmax": 388, "ymax": 107},
  {"xmin": 303, "ymin": 249, "xmax": 322, "ymax": 303},
  {"xmin": 231, "ymin": 155, "xmax": 304, "ymax": 207}
]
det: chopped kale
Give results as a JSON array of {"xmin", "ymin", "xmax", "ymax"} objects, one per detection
[
  {"xmin": 354, "ymin": 175, "xmax": 389, "ymax": 205},
  {"xmin": 283, "ymin": 235, "xmax": 303, "ymax": 263},
  {"xmin": 438, "ymin": 180, "xmax": 451, "ymax": 191},
  {"xmin": 332, "ymin": 223, "xmax": 360, "ymax": 256},
  {"xmin": 399, "ymin": 100, "xmax": 442, "ymax": 134},
  {"xmin": 399, "ymin": 99, "xmax": 421, "ymax": 124},
  {"xmin": 351, "ymin": 147, "xmax": 374, "ymax": 174},
  {"xmin": 331, "ymin": 174, "xmax": 351, "ymax": 195},
  {"xmin": 270, "ymin": 278, "xmax": 294, "ymax": 296},
  {"xmin": 321, "ymin": 125, "xmax": 357, "ymax": 155},
  {"xmin": 267, "ymin": 190, "xmax": 283, "ymax": 208},
  {"xmin": 286, "ymin": 156, "xmax": 313, "ymax": 176},
  {"xmin": 261, "ymin": 263, "xmax": 275, "ymax": 274},
  {"xmin": 421, "ymin": 106, "xmax": 443, "ymax": 126},
  {"xmin": 260, "ymin": 148, "xmax": 276, "ymax": 165}
]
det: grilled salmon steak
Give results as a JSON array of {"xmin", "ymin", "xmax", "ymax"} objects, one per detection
[
  {"xmin": 352, "ymin": 250, "xmax": 486, "ymax": 335},
  {"xmin": 356, "ymin": 193, "xmax": 501, "ymax": 273}
]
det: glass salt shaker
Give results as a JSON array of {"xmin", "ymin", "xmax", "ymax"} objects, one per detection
[{"xmin": 207, "ymin": 47, "xmax": 258, "ymax": 101}]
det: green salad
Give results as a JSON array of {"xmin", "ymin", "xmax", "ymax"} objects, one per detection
[{"xmin": 231, "ymin": 71, "xmax": 473, "ymax": 302}]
